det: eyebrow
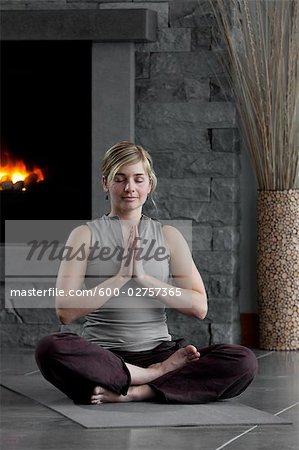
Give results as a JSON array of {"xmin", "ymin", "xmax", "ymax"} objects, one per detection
[{"xmin": 115, "ymin": 173, "xmax": 145, "ymax": 176}]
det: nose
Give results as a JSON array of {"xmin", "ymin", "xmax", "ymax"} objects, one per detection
[{"xmin": 124, "ymin": 180, "xmax": 135, "ymax": 192}]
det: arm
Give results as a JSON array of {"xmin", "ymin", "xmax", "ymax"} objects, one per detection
[
  {"xmin": 134, "ymin": 225, "xmax": 208, "ymax": 319},
  {"xmin": 55, "ymin": 225, "xmax": 129, "ymax": 325}
]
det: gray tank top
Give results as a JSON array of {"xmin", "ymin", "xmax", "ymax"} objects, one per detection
[{"xmin": 82, "ymin": 214, "xmax": 172, "ymax": 351}]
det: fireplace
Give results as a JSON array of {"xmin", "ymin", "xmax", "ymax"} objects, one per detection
[
  {"xmin": 0, "ymin": 7, "xmax": 159, "ymax": 348},
  {"xmin": 1, "ymin": 41, "xmax": 92, "ymax": 237},
  {"xmin": 0, "ymin": 9, "xmax": 157, "ymax": 240}
]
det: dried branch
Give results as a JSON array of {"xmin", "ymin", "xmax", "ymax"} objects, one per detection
[{"xmin": 210, "ymin": 0, "xmax": 299, "ymax": 190}]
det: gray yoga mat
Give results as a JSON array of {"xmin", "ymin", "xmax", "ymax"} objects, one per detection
[{"xmin": 0, "ymin": 371, "xmax": 290, "ymax": 428}]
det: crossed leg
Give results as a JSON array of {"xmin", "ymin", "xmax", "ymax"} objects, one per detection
[
  {"xmin": 35, "ymin": 334, "xmax": 257, "ymax": 405},
  {"xmin": 91, "ymin": 344, "xmax": 200, "ymax": 404},
  {"xmin": 91, "ymin": 344, "xmax": 258, "ymax": 404}
]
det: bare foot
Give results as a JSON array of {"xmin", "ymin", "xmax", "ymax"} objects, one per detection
[
  {"xmin": 124, "ymin": 345, "xmax": 200, "ymax": 386},
  {"xmin": 149, "ymin": 345, "xmax": 200, "ymax": 376},
  {"xmin": 91, "ymin": 385, "xmax": 156, "ymax": 404}
]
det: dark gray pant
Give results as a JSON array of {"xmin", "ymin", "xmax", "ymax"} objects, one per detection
[{"xmin": 35, "ymin": 332, "xmax": 258, "ymax": 404}]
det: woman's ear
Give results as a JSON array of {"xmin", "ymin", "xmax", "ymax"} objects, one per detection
[
  {"xmin": 102, "ymin": 176, "xmax": 109, "ymax": 192},
  {"xmin": 148, "ymin": 177, "xmax": 153, "ymax": 194}
]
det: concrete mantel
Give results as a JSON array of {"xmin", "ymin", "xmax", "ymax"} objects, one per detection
[{"xmin": 1, "ymin": 9, "xmax": 157, "ymax": 42}]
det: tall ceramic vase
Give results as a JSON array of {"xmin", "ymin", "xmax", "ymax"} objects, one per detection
[{"xmin": 257, "ymin": 190, "xmax": 299, "ymax": 350}]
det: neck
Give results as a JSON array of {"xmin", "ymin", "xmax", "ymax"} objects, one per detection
[{"xmin": 108, "ymin": 208, "xmax": 143, "ymax": 223}]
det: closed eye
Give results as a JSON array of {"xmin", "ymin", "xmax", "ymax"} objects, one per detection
[{"xmin": 114, "ymin": 177, "xmax": 145, "ymax": 183}]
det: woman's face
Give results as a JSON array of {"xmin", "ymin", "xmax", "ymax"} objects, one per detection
[{"xmin": 104, "ymin": 161, "xmax": 152, "ymax": 215}]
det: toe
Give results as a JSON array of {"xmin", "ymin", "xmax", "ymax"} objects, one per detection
[
  {"xmin": 186, "ymin": 346, "xmax": 200, "ymax": 361},
  {"xmin": 91, "ymin": 386, "xmax": 105, "ymax": 403},
  {"xmin": 190, "ymin": 345, "xmax": 199, "ymax": 356},
  {"xmin": 93, "ymin": 386, "xmax": 104, "ymax": 395}
]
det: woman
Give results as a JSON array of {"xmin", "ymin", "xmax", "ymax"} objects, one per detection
[{"xmin": 35, "ymin": 141, "xmax": 257, "ymax": 405}]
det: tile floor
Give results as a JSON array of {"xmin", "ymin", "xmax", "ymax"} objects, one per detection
[{"xmin": 1, "ymin": 348, "xmax": 298, "ymax": 450}]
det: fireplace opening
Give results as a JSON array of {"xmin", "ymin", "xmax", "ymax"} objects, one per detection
[{"xmin": 1, "ymin": 41, "xmax": 92, "ymax": 240}]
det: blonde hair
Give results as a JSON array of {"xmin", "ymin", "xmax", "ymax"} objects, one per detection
[{"xmin": 102, "ymin": 141, "xmax": 157, "ymax": 193}]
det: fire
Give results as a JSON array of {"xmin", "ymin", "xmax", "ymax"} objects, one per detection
[{"xmin": 0, "ymin": 153, "xmax": 44, "ymax": 186}]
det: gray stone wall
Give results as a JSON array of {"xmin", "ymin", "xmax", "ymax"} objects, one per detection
[{"xmin": 0, "ymin": 0, "xmax": 241, "ymax": 347}]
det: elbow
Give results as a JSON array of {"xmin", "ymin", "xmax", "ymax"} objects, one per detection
[
  {"xmin": 198, "ymin": 307, "xmax": 208, "ymax": 320},
  {"xmin": 56, "ymin": 308, "xmax": 73, "ymax": 325},
  {"xmin": 193, "ymin": 296, "xmax": 208, "ymax": 320},
  {"xmin": 194, "ymin": 307, "xmax": 208, "ymax": 320}
]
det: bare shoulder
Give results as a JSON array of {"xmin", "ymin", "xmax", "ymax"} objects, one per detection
[
  {"xmin": 67, "ymin": 224, "xmax": 91, "ymax": 246},
  {"xmin": 162, "ymin": 224, "xmax": 185, "ymax": 239},
  {"xmin": 162, "ymin": 224, "xmax": 189, "ymax": 249}
]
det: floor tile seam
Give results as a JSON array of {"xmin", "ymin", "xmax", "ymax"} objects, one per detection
[
  {"xmin": 24, "ymin": 370, "xmax": 39, "ymax": 376},
  {"xmin": 213, "ymin": 426, "xmax": 258, "ymax": 450},
  {"xmin": 256, "ymin": 351, "xmax": 274, "ymax": 360},
  {"xmin": 213, "ymin": 400, "xmax": 299, "ymax": 450},
  {"xmin": 275, "ymin": 401, "xmax": 299, "ymax": 416}
]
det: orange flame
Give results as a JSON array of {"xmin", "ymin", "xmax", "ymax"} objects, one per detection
[{"xmin": 0, "ymin": 153, "xmax": 44, "ymax": 184}]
